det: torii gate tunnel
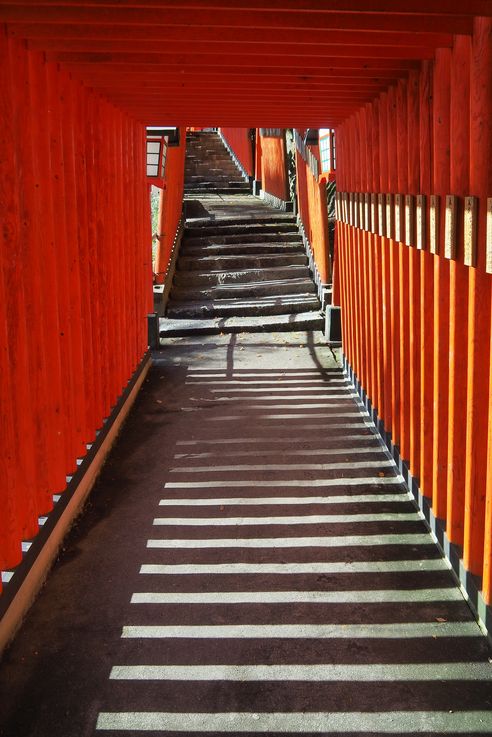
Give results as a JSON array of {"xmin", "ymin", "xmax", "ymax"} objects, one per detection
[{"xmin": 1, "ymin": 2, "xmax": 492, "ymax": 647}]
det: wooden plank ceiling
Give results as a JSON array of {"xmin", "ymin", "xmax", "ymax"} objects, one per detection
[{"xmin": 2, "ymin": 1, "xmax": 490, "ymax": 127}]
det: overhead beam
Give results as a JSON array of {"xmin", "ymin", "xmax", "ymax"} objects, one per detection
[
  {"xmin": 2, "ymin": 0, "xmax": 490, "ymax": 17},
  {"xmin": 0, "ymin": 7, "xmax": 474, "ymax": 34},
  {"xmin": 7, "ymin": 24, "xmax": 455, "ymax": 47},
  {"xmin": 48, "ymin": 52, "xmax": 419, "ymax": 70},
  {"xmin": 30, "ymin": 39, "xmax": 440, "ymax": 59},
  {"xmin": 64, "ymin": 64, "xmax": 410, "ymax": 79}
]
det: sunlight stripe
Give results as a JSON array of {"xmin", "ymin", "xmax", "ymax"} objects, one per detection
[
  {"xmin": 169, "ymin": 461, "xmax": 393, "ymax": 473},
  {"xmin": 140, "ymin": 560, "xmax": 448, "ymax": 575},
  {"xmin": 96, "ymin": 710, "xmax": 492, "ymax": 733},
  {"xmin": 164, "ymin": 476, "xmax": 403, "ymax": 489},
  {"xmin": 146, "ymin": 533, "xmax": 430, "ymax": 548},
  {"xmin": 176, "ymin": 432, "xmax": 376, "ymax": 446},
  {"xmin": 174, "ymin": 445, "xmax": 381, "ymax": 460},
  {"xmin": 109, "ymin": 662, "xmax": 492, "ymax": 681},
  {"xmin": 158, "ymin": 493, "xmax": 408, "ymax": 506},
  {"xmin": 130, "ymin": 588, "xmax": 462, "ymax": 604},
  {"xmin": 152, "ymin": 512, "xmax": 419, "ymax": 526},
  {"xmin": 121, "ymin": 621, "xmax": 478, "ymax": 639}
]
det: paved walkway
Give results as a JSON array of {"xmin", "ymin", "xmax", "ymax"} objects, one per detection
[{"xmin": 0, "ymin": 333, "xmax": 491, "ymax": 736}]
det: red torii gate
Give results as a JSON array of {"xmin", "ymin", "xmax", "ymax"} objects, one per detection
[{"xmin": 0, "ymin": 1, "xmax": 492, "ymax": 647}]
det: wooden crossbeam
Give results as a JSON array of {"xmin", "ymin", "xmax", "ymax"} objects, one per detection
[
  {"xmin": 0, "ymin": 6, "xmax": 475, "ymax": 34},
  {"xmin": 8, "ymin": 24, "xmax": 455, "ymax": 47},
  {"xmin": 2, "ymin": 0, "xmax": 490, "ymax": 17},
  {"xmin": 29, "ymin": 40, "xmax": 440, "ymax": 59}
]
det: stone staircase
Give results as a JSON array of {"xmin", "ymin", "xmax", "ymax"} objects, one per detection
[
  {"xmin": 160, "ymin": 131, "xmax": 324, "ymax": 337},
  {"xmin": 184, "ymin": 131, "xmax": 251, "ymax": 195}
]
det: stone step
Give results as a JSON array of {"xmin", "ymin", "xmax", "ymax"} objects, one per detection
[
  {"xmin": 185, "ymin": 214, "xmax": 296, "ymax": 230},
  {"xmin": 185, "ymin": 175, "xmax": 245, "ymax": 184},
  {"xmin": 184, "ymin": 231, "xmax": 302, "ymax": 247},
  {"xmin": 173, "ymin": 264, "xmax": 310, "ymax": 287},
  {"xmin": 166, "ymin": 294, "xmax": 321, "ymax": 319},
  {"xmin": 169, "ymin": 277, "xmax": 317, "ymax": 302},
  {"xmin": 183, "ymin": 187, "xmax": 252, "ymax": 196},
  {"xmin": 184, "ymin": 222, "xmax": 298, "ymax": 237},
  {"xmin": 177, "ymin": 252, "xmax": 308, "ymax": 272},
  {"xmin": 180, "ymin": 241, "xmax": 304, "ymax": 257},
  {"xmin": 159, "ymin": 311, "xmax": 324, "ymax": 337},
  {"xmin": 184, "ymin": 180, "xmax": 249, "ymax": 188}
]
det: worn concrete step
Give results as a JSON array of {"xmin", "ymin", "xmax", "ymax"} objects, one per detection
[
  {"xmin": 159, "ymin": 310, "xmax": 324, "ymax": 337},
  {"xmin": 173, "ymin": 264, "xmax": 310, "ymax": 287},
  {"xmin": 181, "ymin": 242, "xmax": 304, "ymax": 257},
  {"xmin": 169, "ymin": 277, "xmax": 317, "ymax": 302},
  {"xmin": 184, "ymin": 180, "xmax": 249, "ymax": 189},
  {"xmin": 177, "ymin": 252, "xmax": 308, "ymax": 272},
  {"xmin": 184, "ymin": 231, "xmax": 302, "ymax": 247},
  {"xmin": 185, "ymin": 214, "xmax": 296, "ymax": 230},
  {"xmin": 166, "ymin": 294, "xmax": 321, "ymax": 319},
  {"xmin": 184, "ymin": 185, "xmax": 251, "ymax": 194},
  {"xmin": 184, "ymin": 222, "xmax": 298, "ymax": 238},
  {"xmin": 185, "ymin": 175, "xmax": 245, "ymax": 184}
]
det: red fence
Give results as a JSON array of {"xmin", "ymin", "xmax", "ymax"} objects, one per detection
[
  {"xmin": 336, "ymin": 17, "xmax": 492, "ymax": 603},
  {"xmin": 0, "ymin": 31, "xmax": 152, "ymax": 588},
  {"xmin": 153, "ymin": 129, "xmax": 186, "ymax": 283},
  {"xmin": 259, "ymin": 132, "xmax": 289, "ymax": 202},
  {"xmin": 294, "ymin": 135, "xmax": 331, "ymax": 285},
  {"xmin": 220, "ymin": 128, "xmax": 253, "ymax": 177}
]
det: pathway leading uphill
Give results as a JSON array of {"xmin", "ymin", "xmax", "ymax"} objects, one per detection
[
  {"xmin": 0, "ymin": 334, "xmax": 491, "ymax": 736},
  {"xmin": 160, "ymin": 131, "xmax": 324, "ymax": 338}
]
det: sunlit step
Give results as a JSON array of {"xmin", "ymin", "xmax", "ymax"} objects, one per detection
[
  {"xmin": 140, "ymin": 559, "xmax": 448, "ymax": 575},
  {"xmin": 121, "ymin": 621, "xmax": 479, "ymax": 639},
  {"xmin": 108, "ymin": 662, "xmax": 492, "ymax": 681},
  {"xmin": 146, "ymin": 534, "xmax": 431, "ymax": 548},
  {"xmin": 95, "ymin": 710, "xmax": 492, "ymax": 733}
]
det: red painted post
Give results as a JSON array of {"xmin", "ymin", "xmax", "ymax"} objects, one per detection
[
  {"xmin": 387, "ymin": 84, "xmax": 401, "ymax": 445},
  {"xmin": 419, "ymin": 59, "xmax": 434, "ymax": 499},
  {"xmin": 431, "ymin": 48, "xmax": 451, "ymax": 519},
  {"xmin": 397, "ymin": 78, "xmax": 410, "ymax": 462},
  {"xmin": 447, "ymin": 35, "xmax": 471, "ymax": 546},
  {"xmin": 379, "ymin": 92, "xmax": 392, "ymax": 434},
  {"xmin": 407, "ymin": 68, "xmax": 421, "ymax": 478},
  {"xmin": 464, "ymin": 17, "xmax": 492, "ymax": 577}
]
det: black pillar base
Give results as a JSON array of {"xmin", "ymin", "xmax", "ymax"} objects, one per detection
[{"xmin": 325, "ymin": 305, "xmax": 341, "ymax": 343}]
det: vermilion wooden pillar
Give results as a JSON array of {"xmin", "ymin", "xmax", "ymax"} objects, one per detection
[
  {"xmin": 0, "ymin": 30, "xmax": 24, "ymax": 568},
  {"xmin": 464, "ymin": 16, "xmax": 492, "ymax": 577},
  {"xmin": 47, "ymin": 61, "xmax": 78, "ymax": 472},
  {"xmin": 397, "ymin": 78, "xmax": 410, "ymax": 462},
  {"xmin": 371, "ymin": 98, "xmax": 384, "ymax": 419},
  {"xmin": 419, "ymin": 60, "xmax": 434, "ymax": 498},
  {"xmin": 407, "ymin": 69, "xmax": 421, "ymax": 478},
  {"xmin": 387, "ymin": 84, "xmax": 400, "ymax": 446},
  {"xmin": 3, "ymin": 36, "xmax": 39, "ymax": 541},
  {"xmin": 379, "ymin": 92, "xmax": 392, "ymax": 434},
  {"xmin": 431, "ymin": 48, "xmax": 451, "ymax": 519},
  {"xmin": 447, "ymin": 35, "xmax": 471, "ymax": 547},
  {"xmin": 9, "ymin": 38, "xmax": 52, "ymax": 513}
]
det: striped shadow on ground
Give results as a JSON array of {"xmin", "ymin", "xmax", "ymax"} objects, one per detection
[{"xmin": 96, "ymin": 359, "xmax": 492, "ymax": 735}]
